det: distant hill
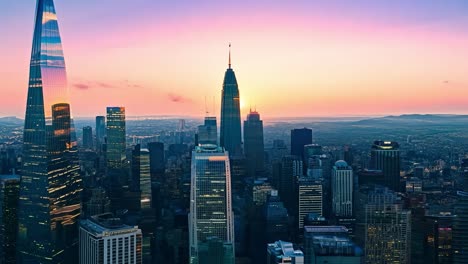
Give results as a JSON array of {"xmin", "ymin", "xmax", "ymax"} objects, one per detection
[
  {"xmin": 353, "ymin": 114, "xmax": 468, "ymax": 126},
  {"xmin": 0, "ymin": 116, "xmax": 23, "ymax": 125}
]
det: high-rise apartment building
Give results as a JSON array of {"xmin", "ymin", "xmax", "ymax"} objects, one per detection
[
  {"xmin": 244, "ymin": 110, "xmax": 265, "ymax": 176},
  {"xmin": 0, "ymin": 175, "xmax": 20, "ymax": 264},
  {"xmin": 332, "ymin": 160, "xmax": 353, "ymax": 217},
  {"xmin": 198, "ymin": 117, "xmax": 217, "ymax": 145},
  {"xmin": 79, "ymin": 214, "xmax": 142, "ymax": 264},
  {"xmin": 83, "ymin": 126, "xmax": 93, "ymax": 149},
  {"xmin": 364, "ymin": 187, "xmax": 411, "ymax": 264},
  {"xmin": 18, "ymin": 0, "xmax": 82, "ymax": 262},
  {"xmin": 220, "ymin": 47, "xmax": 242, "ymax": 156},
  {"xmin": 189, "ymin": 145, "xmax": 235, "ymax": 264},
  {"xmin": 371, "ymin": 141, "xmax": 401, "ymax": 191}
]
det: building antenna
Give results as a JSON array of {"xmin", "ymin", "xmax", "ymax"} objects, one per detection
[
  {"xmin": 205, "ymin": 96, "xmax": 209, "ymax": 116},
  {"xmin": 228, "ymin": 43, "xmax": 231, "ymax": 69}
]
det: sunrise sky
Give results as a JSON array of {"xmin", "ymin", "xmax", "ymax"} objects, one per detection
[{"xmin": 2, "ymin": 0, "xmax": 468, "ymax": 118}]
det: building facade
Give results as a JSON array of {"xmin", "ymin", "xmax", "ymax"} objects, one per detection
[
  {"xmin": 83, "ymin": 126, "xmax": 93, "ymax": 149},
  {"xmin": 79, "ymin": 214, "xmax": 142, "ymax": 264},
  {"xmin": 332, "ymin": 160, "xmax": 353, "ymax": 217},
  {"xmin": 189, "ymin": 145, "xmax": 235, "ymax": 264},
  {"xmin": 244, "ymin": 110, "xmax": 265, "ymax": 177},
  {"xmin": 267, "ymin": 240, "xmax": 304, "ymax": 264},
  {"xmin": 364, "ymin": 187, "xmax": 411, "ymax": 264},
  {"xmin": 18, "ymin": 0, "xmax": 83, "ymax": 262},
  {"xmin": 198, "ymin": 116, "xmax": 217, "ymax": 145},
  {"xmin": 106, "ymin": 107, "xmax": 126, "ymax": 171},
  {"xmin": 220, "ymin": 49, "xmax": 242, "ymax": 156},
  {"xmin": 370, "ymin": 141, "xmax": 401, "ymax": 191},
  {"xmin": 291, "ymin": 128, "xmax": 313, "ymax": 160},
  {"xmin": 0, "ymin": 175, "xmax": 20, "ymax": 264},
  {"xmin": 298, "ymin": 177, "xmax": 323, "ymax": 229}
]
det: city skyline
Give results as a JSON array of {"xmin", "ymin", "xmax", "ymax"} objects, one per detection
[{"xmin": 2, "ymin": 1, "xmax": 468, "ymax": 118}]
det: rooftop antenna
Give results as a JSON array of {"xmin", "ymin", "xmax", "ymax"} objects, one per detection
[
  {"xmin": 228, "ymin": 43, "xmax": 231, "ymax": 69},
  {"xmin": 205, "ymin": 96, "xmax": 209, "ymax": 116}
]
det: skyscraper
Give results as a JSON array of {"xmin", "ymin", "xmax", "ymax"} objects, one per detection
[
  {"xmin": 95, "ymin": 116, "xmax": 105, "ymax": 151},
  {"xmin": 198, "ymin": 117, "xmax": 217, "ymax": 145},
  {"xmin": 82, "ymin": 126, "xmax": 93, "ymax": 149},
  {"xmin": 364, "ymin": 187, "xmax": 411, "ymax": 264},
  {"xmin": 18, "ymin": 0, "xmax": 82, "ymax": 262},
  {"xmin": 106, "ymin": 107, "xmax": 126, "ymax": 171},
  {"xmin": 291, "ymin": 128, "xmax": 313, "ymax": 159},
  {"xmin": 79, "ymin": 214, "xmax": 142, "ymax": 264},
  {"xmin": 370, "ymin": 141, "xmax": 401, "ymax": 192},
  {"xmin": 244, "ymin": 110, "xmax": 265, "ymax": 176},
  {"xmin": 453, "ymin": 191, "xmax": 468, "ymax": 263},
  {"xmin": 189, "ymin": 145, "xmax": 235, "ymax": 264},
  {"xmin": 0, "ymin": 175, "xmax": 20, "ymax": 264},
  {"xmin": 220, "ymin": 46, "xmax": 242, "ymax": 156},
  {"xmin": 297, "ymin": 177, "xmax": 323, "ymax": 229},
  {"xmin": 148, "ymin": 142, "xmax": 165, "ymax": 181},
  {"xmin": 278, "ymin": 155, "xmax": 303, "ymax": 213},
  {"xmin": 332, "ymin": 160, "xmax": 353, "ymax": 217}
]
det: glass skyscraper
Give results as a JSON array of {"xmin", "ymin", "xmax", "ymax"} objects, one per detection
[
  {"xmin": 370, "ymin": 140, "xmax": 401, "ymax": 192},
  {"xmin": 18, "ymin": 0, "xmax": 82, "ymax": 262},
  {"xmin": 189, "ymin": 145, "xmax": 235, "ymax": 264},
  {"xmin": 220, "ymin": 49, "xmax": 242, "ymax": 156},
  {"xmin": 243, "ymin": 110, "xmax": 265, "ymax": 176}
]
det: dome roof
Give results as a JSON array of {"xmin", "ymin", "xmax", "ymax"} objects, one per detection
[{"xmin": 335, "ymin": 160, "xmax": 348, "ymax": 168}]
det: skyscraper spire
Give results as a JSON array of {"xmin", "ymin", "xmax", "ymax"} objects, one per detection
[
  {"xmin": 18, "ymin": 0, "xmax": 82, "ymax": 262},
  {"xmin": 228, "ymin": 43, "xmax": 231, "ymax": 69}
]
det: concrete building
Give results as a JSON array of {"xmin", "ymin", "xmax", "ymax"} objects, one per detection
[{"xmin": 79, "ymin": 214, "xmax": 142, "ymax": 264}]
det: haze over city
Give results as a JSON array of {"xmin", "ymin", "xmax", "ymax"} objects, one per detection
[{"xmin": 2, "ymin": 0, "xmax": 468, "ymax": 118}]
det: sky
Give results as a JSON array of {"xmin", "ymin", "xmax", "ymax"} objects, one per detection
[{"xmin": 1, "ymin": 0, "xmax": 468, "ymax": 118}]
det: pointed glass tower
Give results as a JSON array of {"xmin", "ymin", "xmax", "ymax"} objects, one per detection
[
  {"xmin": 220, "ymin": 45, "xmax": 242, "ymax": 156},
  {"xmin": 17, "ymin": 0, "xmax": 82, "ymax": 263}
]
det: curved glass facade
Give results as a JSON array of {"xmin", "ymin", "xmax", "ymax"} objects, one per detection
[
  {"xmin": 220, "ymin": 67, "xmax": 242, "ymax": 156},
  {"xmin": 18, "ymin": 0, "xmax": 82, "ymax": 262}
]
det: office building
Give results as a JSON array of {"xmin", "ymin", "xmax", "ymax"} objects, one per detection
[
  {"xmin": 304, "ymin": 226, "xmax": 362, "ymax": 264},
  {"xmin": 252, "ymin": 178, "xmax": 274, "ymax": 206},
  {"xmin": 148, "ymin": 142, "xmax": 165, "ymax": 181},
  {"xmin": 291, "ymin": 128, "xmax": 312, "ymax": 159},
  {"xmin": 364, "ymin": 187, "xmax": 411, "ymax": 264},
  {"xmin": 265, "ymin": 191, "xmax": 290, "ymax": 243},
  {"xmin": 267, "ymin": 240, "xmax": 304, "ymax": 264},
  {"xmin": 189, "ymin": 145, "xmax": 235, "ymax": 264},
  {"xmin": 453, "ymin": 191, "xmax": 468, "ymax": 263},
  {"xmin": 332, "ymin": 160, "xmax": 353, "ymax": 217},
  {"xmin": 220, "ymin": 47, "xmax": 242, "ymax": 156},
  {"xmin": 106, "ymin": 107, "xmax": 126, "ymax": 171},
  {"xmin": 278, "ymin": 155, "xmax": 303, "ymax": 212},
  {"xmin": 0, "ymin": 175, "xmax": 20, "ymax": 264},
  {"xmin": 84, "ymin": 188, "xmax": 111, "ymax": 218},
  {"xmin": 198, "ymin": 117, "xmax": 217, "ymax": 145},
  {"xmin": 83, "ymin": 126, "xmax": 93, "ymax": 149},
  {"xmin": 79, "ymin": 214, "xmax": 142, "ymax": 264},
  {"xmin": 18, "ymin": 0, "xmax": 83, "ymax": 262},
  {"xmin": 298, "ymin": 177, "xmax": 323, "ymax": 229},
  {"xmin": 244, "ymin": 110, "xmax": 265, "ymax": 176},
  {"xmin": 370, "ymin": 141, "xmax": 401, "ymax": 191},
  {"xmin": 95, "ymin": 116, "xmax": 106, "ymax": 150}
]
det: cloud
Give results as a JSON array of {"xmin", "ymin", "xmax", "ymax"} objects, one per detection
[
  {"xmin": 73, "ymin": 83, "xmax": 90, "ymax": 90},
  {"xmin": 168, "ymin": 93, "xmax": 190, "ymax": 103},
  {"xmin": 72, "ymin": 80, "xmax": 144, "ymax": 90}
]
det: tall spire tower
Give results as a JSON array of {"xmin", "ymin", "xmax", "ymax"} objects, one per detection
[
  {"xmin": 17, "ymin": 0, "xmax": 82, "ymax": 262},
  {"xmin": 220, "ymin": 44, "xmax": 242, "ymax": 156}
]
